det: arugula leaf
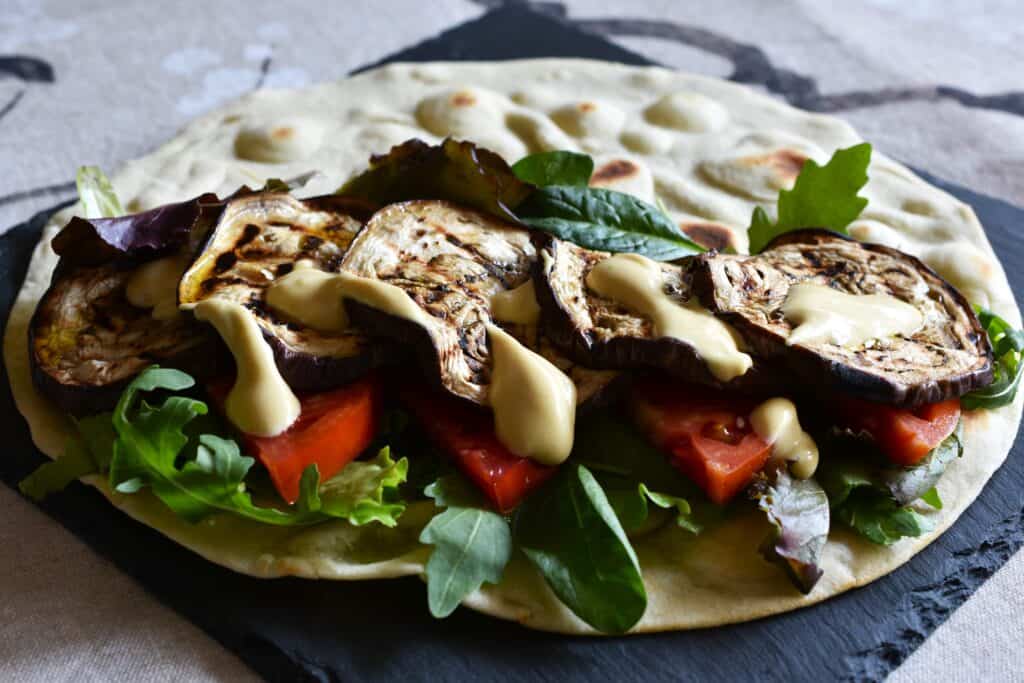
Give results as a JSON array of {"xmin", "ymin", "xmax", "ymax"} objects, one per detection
[
  {"xmin": 882, "ymin": 421, "xmax": 962, "ymax": 505},
  {"xmin": 746, "ymin": 143, "xmax": 872, "ymax": 253},
  {"xmin": 76, "ymin": 166, "xmax": 123, "ymax": 218},
  {"xmin": 963, "ymin": 307, "xmax": 1024, "ymax": 410},
  {"xmin": 750, "ymin": 467, "xmax": 829, "ymax": 593},
  {"xmin": 513, "ymin": 465, "xmax": 646, "ymax": 634},
  {"xmin": 419, "ymin": 475, "xmax": 512, "ymax": 618},
  {"xmin": 516, "ymin": 185, "xmax": 704, "ymax": 261},
  {"xmin": 107, "ymin": 366, "xmax": 408, "ymax": 526},
  {"xmin": 512, "ymin": 151, "xmax": 593, "ymax": 187}
]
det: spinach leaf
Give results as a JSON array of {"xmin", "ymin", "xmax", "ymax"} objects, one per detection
[
  {"xmin": 749, "ymin": 466, "xmax": 829, "ymax": 593},
  {"xmin": 517, "ymin": 185, "xmax": 704, "ymax": 261},
  {"xmin": 963, "ymin": 307, "xmax": 1024, "ymax": 410},
  {"xmin": 419, "ymin": 475, "xmax": 512, "ymax": 618},
  {"xmin": 512, "ymin": 151, "xmax": 593, "ymax": 187},
  {"xmin": 881, "ymin": 421, "xmax": 962, "ymax": 505},
  {"xmin": 747, "ymin": 143, "xmax": 871, "ymax": 253},
  {"xmin": 513, "ymin": 465, "xmax": 646, "ymax": 634},
  {"xmin": 76, "ymin": 166, "xmax": 123, "ymax": 218},
  {"xmin": 337, "ymin": 138, "xmax": 533, "ymax": 223}
]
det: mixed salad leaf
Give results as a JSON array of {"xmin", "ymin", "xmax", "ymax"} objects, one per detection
[
  {"xmin": 750, "ymin": 466, "xmax": 829, "ymax": 593},
  {"xmin": 420, "ymin": 475, "xmax": 512, "ymax": 618},
  {"xmin": 513, "ymin": 465, "xmax": 647, "ymax": 634},
  {"xmin": 75, "ymin": 166, "xmax": 124, "ymax": 219},
  {"xmin": 962, "ymin": 307, "xmax": 1024, "ymax": 409},
  {"xmin": 513, "ymin": 150, "xmax": 704, "ymax": 261},
  {"xmin": 336, "ymin": 138, "xmax": 532, "ymax": 223},
  {"xmin": 747, "ymin": 143, "xmax": 872, "ymax": 253}
]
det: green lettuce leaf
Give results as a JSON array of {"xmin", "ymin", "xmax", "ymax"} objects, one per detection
[
  {"xmin": 517, "ymin": 185, "xmax": 704, "ymax": 261},
  {"xmin": 512, "ymin": 151, "xmax": 593, "ymax": 187},
  {"xmin": 76, "ymin": 166, "xmax": 123, "ymax": 218},
  {"xmin": 513, "ymin": 465, "xmax": 647, "ymax": 634},
  {"xmin": 419, "ymin": 475, "xmax": 512, "ymax": 618},
  {"xmin": 962, "ymin": 307, "xmax": 1024, "ymax": 410},
  {"xmin": 819, "ymin": 450, "xmax": 935, "ymax": 546},
  {"xmin": 746, "ymin": 143, "xmax": 872, "ymax": 253},
  {"xmin": 107, "ymin": 366, "xmax": 408, "ymax": 526},
  {"xmin": 750, "ymin": 466, "xmax": 829, "ymax": 593}
]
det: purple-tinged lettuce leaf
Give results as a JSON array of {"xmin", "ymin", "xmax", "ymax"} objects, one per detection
[
  {"xmin": 750, "ymin": 464, "xmax": 829, "ymax": 593},
  {"xmin": 52, "ymin": 193, "xmax": 219, "ymax": 267}
]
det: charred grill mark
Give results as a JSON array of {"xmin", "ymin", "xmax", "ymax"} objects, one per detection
[
  {"xmin": 236, "ymin": 224, "xmax": 261, "ymax": 248},
  {"xmin": 439, "ymin": 229, "xmax": 520, "ymax": 288},
  {"xmin": 214, "ymin": 252, "xmax": 238, "ymax": 273},
  {"xmin": 301, "ymin": 235, "xmax": 324, "ymax": 252}
]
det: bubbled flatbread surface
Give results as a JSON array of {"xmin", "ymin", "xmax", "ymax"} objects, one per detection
[{"xmin": 4, "ymin": 59, "xmax": 1021, "ymax": 634}]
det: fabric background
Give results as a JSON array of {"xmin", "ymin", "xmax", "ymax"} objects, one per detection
[{"xmin": 2, "ymin": 1, "xmax": 1022, "ymax": 680}]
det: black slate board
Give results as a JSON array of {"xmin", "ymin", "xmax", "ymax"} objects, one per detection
[{"xmin": 2, "ymin": 5, "xmax": 1023, "ymax": 682}]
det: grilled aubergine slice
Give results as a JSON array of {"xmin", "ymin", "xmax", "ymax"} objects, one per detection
[
  {"xmin": 532, "ymin": 234, "xmax": 780, "ymax": 393},
  {"xmin": 692, "ymin": 229, "xmax": 993, "ymax": 406},
  {"xmin": 30, "ymin": 197, "xmax": 224, "ymax": 415},
  {"xmin": 339, "ymin": 200, "xmax": 617, "ymax": 407},
  {"xmin": 178, "ymin": 193, "xmax": 396, "ymax": 392},
  {"xmin": 30, "ymin": 265, "xmax": 217, "ymax": 415}
]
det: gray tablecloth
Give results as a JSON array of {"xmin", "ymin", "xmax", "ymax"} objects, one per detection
[{"xmin": 2, "ymin": 1, "xmax": 1022, "ymax": 680}]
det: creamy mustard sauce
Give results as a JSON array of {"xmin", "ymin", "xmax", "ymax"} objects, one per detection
[
  {"xmin": 191, "ymin": 299, "xmax": 301, "ymax": 437},
  {"xmin": 749, "ymin": 398, "xmax": 819, "ymax": 479},
  {"xmin": 490, "ymin": 280, "xmax": 541, "ymax": 325},
  {"xmin": 265, "ymin": 265, "xmax": 429, "ymax": 330},
  {"xmin": 265, "ymin": 262, "xmax": 349, "ymax": 333},
  {"xmin": 125, "ymin": 255, "xmax": 186, "ymax": 321},
  {"xmin": 485, "ymin": 323, "xmax": 576, "ymax": 466},
  {"xmin": 783, "ymin": 283, "xmax": 923, "ymax": 349},
  {"xmin": 585, "ymin": 253, "xmax": 752, "ymax": 382}
]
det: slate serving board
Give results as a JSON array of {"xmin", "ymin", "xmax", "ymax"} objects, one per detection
[{"xmin": 2, "ymin": 5, "xmax": 1022, "ymax": 682}]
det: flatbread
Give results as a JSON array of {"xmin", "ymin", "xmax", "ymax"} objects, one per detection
[{"xmin": 4, "ymin": 59, "xmax": 1021, "ymax": 634}]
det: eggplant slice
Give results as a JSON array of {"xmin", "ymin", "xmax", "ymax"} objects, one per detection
[
  {"xmin": 178, "ymin": 194, "xmax": 396, "ymax": 392},
  {"xmin": 532, "ymin": 234, "xmax": 780, "ymax": 394},
  {"xmin": 692, "ymin": 229, "xmax": 993, "ymax": 406},
  {"xmin": 339, "ymin": 200, "xmax": 617, "ymax": 406},
  {"xmin": 30, "ymin": 264, "xmax": 219, "ymax": 415}
]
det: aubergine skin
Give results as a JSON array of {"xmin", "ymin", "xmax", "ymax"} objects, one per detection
[
  {"xmin": 692, "ymin": 229, "xmax": 993, "ymax": 407},
  {"xmin": 532, "ymin": 234, "xmax": 782, "ymax": 395},
  {"xmin": 179, "ymin": 194, "xmax": 394, "ymax": 391},
  {"xmin": 340, "ymin": 200, "xmax": 618, "ymax": 407},
  {"xmin": 29, "ymin": 264, "xmax": 223, "ymax": 416}
]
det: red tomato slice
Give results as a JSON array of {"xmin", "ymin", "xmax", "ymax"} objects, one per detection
[
  {"xmin": 400, "ymin": 387, "xmax": 556, "ymax": 513},
  {"xmin": 209, "ymin": 377, "xmax": 381, "ymax": 504},
  {"xmin": 836, "ymin": 398, "xmax": 960, "ymax": 466},
  {"xmin": 631, "ymin": 380, "xmax": 773, "ymax": 505}
]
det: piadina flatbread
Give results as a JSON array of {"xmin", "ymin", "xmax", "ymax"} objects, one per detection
[{"xmin": 4, "ymin": 59, "xmax": 1020, "ymax": 633}]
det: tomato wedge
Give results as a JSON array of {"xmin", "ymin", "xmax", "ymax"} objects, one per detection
[
  {"xmin": 400, "ymin": 387, "xmax": 556, "ymax": 513},
  {"xmin": 209, "ymin": 376, "xmax": 381, "ymax": 504},
  {"xmin": 836, "ymin": 397, "xmax": 960, "ymax": 466},
  {"xmin": 631, "ymin": 380, "xmax": 772, "ymax": 505}
]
